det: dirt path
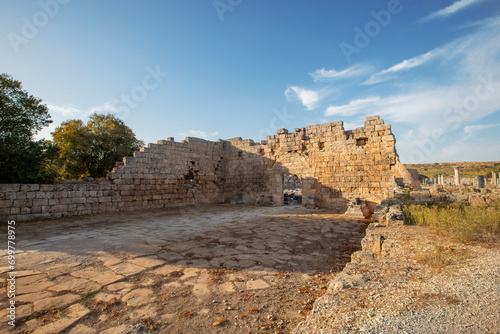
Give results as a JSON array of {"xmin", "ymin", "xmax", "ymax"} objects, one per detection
[{"xmin": 0, "ymin": 205, "xmax": 369, "ymax": 333}]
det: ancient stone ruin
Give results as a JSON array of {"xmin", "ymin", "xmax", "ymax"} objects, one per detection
[{"xmin": 1, "ymin": 115, "xmax": 416, "ymax": 222}]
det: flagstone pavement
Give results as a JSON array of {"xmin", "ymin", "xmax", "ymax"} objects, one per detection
[{"xmin": 0, "ymin": 204, "xmax": 368, "ymax": 333}]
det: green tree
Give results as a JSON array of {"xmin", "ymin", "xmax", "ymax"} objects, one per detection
[
  {"xmin": 52, "ymin": 113, "xmax": 143, "ymax": 179},
  {"xmin": 0, "ymin": 73, "xmax": 55, "ymax": 183}
]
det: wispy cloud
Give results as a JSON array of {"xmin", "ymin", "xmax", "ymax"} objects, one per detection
[
  {"xmin": 325, "ymin": 97, "xmax": 379, "ymax": 117},
  {"xmin": 456, "ymin": 15, "xmax": 500, "ymax": 30},
  {"xmin": 419, "ymin": 0, "xmax": 485, "ymax": 23},
  {"xmin": 285, "ymin": 86, "xmax": 321, "ymax": 110},
  {"xmin": 179, "ymin": 130, "xmax": 219, "ymax": 141},
  {"xmin": 46, "ymin": 103, "xmax": 81, "ymax": 116},
  {"xmin": 88, "ymin": 101, "xmax": 120, "ymax": 114},
  {"xmin": 379, "ymin": 51, "xmax": 440, "ymax": 74},
  {"xmin": 309, "ymin": 65, "xmax": 369, "ymax": 82},
  {"xmin": 463, "ymin": 123, "xmax": 500, "ymax": 140},
  {"xmin": 48, "ymin": 100, "xmax": 121, "ymax": 118},
  {"xmin": 365, "ymin": 49, "xmax": 443, "ymax": 85}
]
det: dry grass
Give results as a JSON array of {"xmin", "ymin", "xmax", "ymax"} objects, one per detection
[
  {"xmin": 414, "ymin": 245, "xmax": 454, "ymax": 269},
  {"xmin": 403, "ymin": 200, "xmax": 500, "ymax": 243}
]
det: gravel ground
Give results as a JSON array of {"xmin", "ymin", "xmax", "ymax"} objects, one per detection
[{"xmin": 294, "ymin": 223, "xmax": 500, "ymax": 334}]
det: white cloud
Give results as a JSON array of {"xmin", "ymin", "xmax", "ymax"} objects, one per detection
[
  {"xmin": 285, "ymin": 86, "xmax": 320, "ymax": 110},
  {"xmin": 457, "ymin": 15, "xmax": 500, "ymax": 30},
  {"xmin": 46, "ymin": 103, "xmax": 81, "ymax": 116},
  {"xmin": 463, "ymin": 123, "xmax": 500, "ymax": 140},
  {"xmin": 88, "ymin": 101, "xmax": 120, "ymax": 114},
  {"xmin": 309, "ymin": 65, "xmax": 369, "ymax": 82},
  {"xmin": 180, "ymin": 130, "xmax": 219, "ymax": 141},
  {"xmin": 47, "ymin": 100, "xmax": 121, "ymax": 118},
  {"xmin": 380, "ymin": 51, "xmax": 440, "ymax": 74},
  {"xmin": 365, "ymin": 49, "xmax": 443, "ymax": 85},
  {"xmin": 325, "ymin": 97, "xmax": 379, "ymax": 117},
  {"xmin": 419, "ymin": 0, "xmax": 485, "ymax": 23}
]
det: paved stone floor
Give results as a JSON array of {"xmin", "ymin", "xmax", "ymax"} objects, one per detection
[{"xmin": 0, "ymin": 205, "xmax": 368, "ymax": 333}]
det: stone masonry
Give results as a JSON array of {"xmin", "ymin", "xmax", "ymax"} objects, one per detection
[{"xmin": 1, "ymin": 115, "xmax": 414, "ymax": 221}]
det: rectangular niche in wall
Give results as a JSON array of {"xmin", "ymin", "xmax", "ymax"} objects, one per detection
[{"xmin": 356, "ymin": 138, "xmax": 367, "ymax": 147}]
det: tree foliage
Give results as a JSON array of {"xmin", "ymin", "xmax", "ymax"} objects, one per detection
[
  {"xmin": 52, "ymin": 113, "xmax": 143, "ymax": 179},
  {"xmin": 0, "ymin": 73, "xmax": 143, "ymax": 183},
  {"xmin": 0, "ymin": 73, "xmax": 56, "ymax": 183}
]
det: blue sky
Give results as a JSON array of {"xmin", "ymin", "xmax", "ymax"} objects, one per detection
[{"xmin": 1, "ymin": 0, "xmax": 500, "ymax": 163}]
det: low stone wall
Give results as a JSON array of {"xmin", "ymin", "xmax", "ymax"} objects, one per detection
[{"xmin": 0, "ymin": 183, "xmax": 114, "ymax": 222}]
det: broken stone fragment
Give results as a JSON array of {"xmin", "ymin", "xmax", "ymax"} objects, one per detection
[{"xmin": 343, "ymin": 197, "xmax": 370, "ymax": 218}]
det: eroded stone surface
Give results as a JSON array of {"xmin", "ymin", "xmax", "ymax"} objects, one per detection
[
  {"xmin": 33, "ymin": 294, "xmax": 80, "ymax": 312},
  {"xmin": 31, "ymin": 304, "xmax": 89, "ymax": 334}
]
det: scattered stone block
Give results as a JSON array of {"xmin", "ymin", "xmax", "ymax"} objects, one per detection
[{"xmin": 343, "ymin": 198, "xmax": 370, "ymax": 218}]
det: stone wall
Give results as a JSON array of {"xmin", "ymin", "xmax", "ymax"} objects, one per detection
[
  {"xmin": 225, "ymin": 115, "xmax": 409, "ymax": 209},
  {"xmin": 1, "ymin": 115, "xmax": 412, "ymax": 221}
]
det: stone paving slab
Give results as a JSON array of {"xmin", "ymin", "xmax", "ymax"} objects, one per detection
[
  {"xmin": 128, "ymin": 257, "xmax": 165, "ymax": 268},
  {"xmin": 32, "ymin": 304, "xmax": 90, "ymax": 334},
  {"xmin": 71, "ymin": 270, "xmax": 125, "ymax": 286},
  {"xmin": 47, "ymin": 262, "xmax": 82, "ymax": 278},
  {"xmin": 17, "ymin": 280, "xmax": 55, "ymax": 295},
  {"xmin": 33, "ymin": 294, "xmax": 80, "ymax": 312},
  {"xmin": 16, "ymin": 291, "xmax": 53, "ymax": 304},
  {"xmin": 109, "ymin": 262, "xmax": 145, "ymax": 276},
  {"xmin": 122, "ymin": 288, "xmax": 155, "ymax": 307},
  {"xmin": 0, "ymin": 205, "xmax": 369, "ymax": 333}
]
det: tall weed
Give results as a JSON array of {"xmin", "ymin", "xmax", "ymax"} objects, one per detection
[{"xmin": 403, "ymin": 200, "xmax": 500, "ymax": 242}]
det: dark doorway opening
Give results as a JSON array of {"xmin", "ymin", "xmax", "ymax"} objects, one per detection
[{"xmin": 283, "ymin": 174, "xmax": 302, "ymax": 205}]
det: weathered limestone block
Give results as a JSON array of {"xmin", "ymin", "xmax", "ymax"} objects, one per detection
[
  {"xmin": 386, "ymin": 205, "xmax": 405, "ymax": 226},
  {"xmin": 372, "ymin": 205, "xmax": 388, "ymax": 224},
  {"xmin": 361, "ymin": 232, "xmax": 384, "ymax": 256}
]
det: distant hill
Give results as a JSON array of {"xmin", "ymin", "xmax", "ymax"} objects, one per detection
[{"xmin": 405, "ymin": 162, "xmax": 500, "ymax": 179}]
